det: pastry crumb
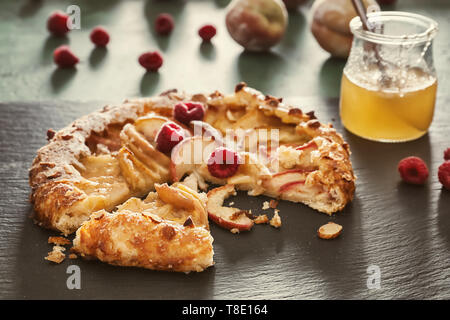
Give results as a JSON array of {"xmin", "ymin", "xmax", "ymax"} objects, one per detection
[
  {"xmin": 269, "ymin": 200, "xmax": 278, "ymax": 209},
  {"xmin": 262, "ymin": 201, "xmax": 270, "ymax": 210},
  {"xmin": 48, "ymin": 236, "xmax": 71, "ymax": 246},
  {"xmin": 318, "ymin": 222, "xmax": 342, "ymax": 240},
  {"xmin": 45, "ymin": 245, "xmax": 66, "ymax": 264},
  {"xmin": 68, "ymin": 253, "xmax": 78, "ymax": 259},
  {"xmin": 229, "ymin": 201, "xmax": 235, "ymax": 206},
  {"xmin": 254, "ymin": 214, "xmax": 269, "ymax": 224},
  {"xmin": 230, "ymin": 228, "xmax": 240, "ymax": 234},
  {"xmin": 270, "ymin": 210, "xmax": 282, "ymax": 228}
]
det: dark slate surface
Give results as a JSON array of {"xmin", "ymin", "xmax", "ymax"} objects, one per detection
[{"xmin": 0, "ymin": 96, "xmax": 449, "ymax": 299}]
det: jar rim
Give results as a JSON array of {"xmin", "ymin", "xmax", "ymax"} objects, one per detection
[{"xmin": 350, "ymin": 11, "xmax": 438, "ymax": 45}]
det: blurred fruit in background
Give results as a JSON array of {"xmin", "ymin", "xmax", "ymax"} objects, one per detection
[
  {"xmin": 377, "ymin": 0, "xmax": 397, "ymax": 5},
  {"xmin": 282, "ymin": 0, "xmax": 309, "ymax": 10},
  {"xmin": 225, "ymin": 0, "xmax": 288, "ymax": 51},
  {"xmin": 310, "ymin": 0, "xmax": 379, "ymax": 58}
]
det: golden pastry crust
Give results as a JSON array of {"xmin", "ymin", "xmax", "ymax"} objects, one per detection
[{"xmin": 72, "ymin": 210, "xmax": 214, "ymax": 273}]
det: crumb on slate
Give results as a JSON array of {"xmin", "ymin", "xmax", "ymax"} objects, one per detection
[
  {"xmin": 48, "ymin": 236, "xmax": 71, "ymax": 246},
  {"xmin": 45, "ymin": 245, "xmax": 66, "ymax": 264},
  {"xmin": 270, "ymin": 210, "xmax": 282, "ymax": 228}
]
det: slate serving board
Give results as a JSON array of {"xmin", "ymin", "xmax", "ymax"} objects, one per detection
[{"xmin": 0, "ymin": 96, "xmax": 449, "ymax": 299}]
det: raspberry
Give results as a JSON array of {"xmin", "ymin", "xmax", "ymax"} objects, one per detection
[
  {"xmin": 53, "ymin": 45, "xmax": 79, "ymax": 68},
  {"xmin": 198, "ymin": 24, "xmax": 216, "ymax": 41},
  {"xmin": 155, "ymin": 122, "xmax": 185, "ymax": 154},
  {"xmin": 173, "ymin": 102, "xmax": 205, "ymax": 125},
  {"xmin": 438, "ymin": 161, "xmax": 450, "ymax": 190},
  {"xmin": 207, "ymin": 147, "xmax": 240, "ymax": 179},
  {"xmin": 444, "ymin": 148, "xmax": 450, "ymax": 161},
  {"xmin": 90, "ymin": 26, "xmax": 110, "ymax": 47},
  {"xmin": 47, "ymin": 11, "xmax": 70, "ymax": 36},
  {"xmin": 397, "ymin": 156, "xmax": 429, "ymax": 185},
  {"xmin": 138, "ymin": 51, "xmax": 163, "ymax": 72},
  {"xmin": 155, "ymin": 13, "xmax": 174, "ymax": 35}
]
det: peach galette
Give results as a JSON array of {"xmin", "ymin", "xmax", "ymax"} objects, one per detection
[{"xmin": 29, "ymin": 83, "xmax": 355, "ymax": 272}]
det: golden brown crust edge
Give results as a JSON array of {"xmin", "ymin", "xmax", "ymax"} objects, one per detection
[{"xmin": 72, "ymin": 210, "xmax": 214, "ymax": 273}]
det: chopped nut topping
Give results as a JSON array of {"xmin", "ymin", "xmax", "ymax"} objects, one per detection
[
  {"xmin": 161, "ymin": 225, "xmax": 177, "ymax": 241},
  {"xmin": 307, "ymin": 120, "xmax": 321, "ymax": 129},
  {"xmin": 46, "ymin": 129, "xmax": 56, "ymax": 141},
  {"xmin": 61, "ymin": 134, "xmax": 73, "ymax": 140},
  {"xmin": 254, "ymin": 214, "xmax": 269, "ymax": 224},
  {"xmin": 45, "ymin": 245, "xmax": 66, "ymax": 264},
  {"xmin": 235, "ymin": 82, "xmax": 246, "ymax": 92},
  {"xmin": 318, "ymin": 222, "xmax": 342, "ymax": 239},
  {"xmin": 288, "ymin": 108, "xmax": 302, "ymax": 116},
  {"xmin": 230, "ymin": 228, "xmax": 240, "ymax": 234},
  {"xmin": 262, "ymin": 201, "xmax": 270, "ymax": 210},
  {"xmin": 306, "ymin": 111, "xmax": 317, "ymax": 120},
  {"xmin": 269, "ymin": 200, "xmax": 278, "ymax": 209},
  {"xmin": 183, "ymin": 216, "xmax": 194, "ymax": 228}
]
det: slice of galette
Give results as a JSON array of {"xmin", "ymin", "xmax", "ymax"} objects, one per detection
[{"xmin": 72, "ymin": 183, "xmax": 214, "ymax": 273}]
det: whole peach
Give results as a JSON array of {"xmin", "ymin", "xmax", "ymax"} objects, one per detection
[
  {"xmin": 310, "ymin": 0, "xmax": 379, "ymax": 58},
  {"xmin": 283, "ymin": 0, "xmax": 309, "ymax": 10},
  {"xmin": 226, "ymin": 0, "xmax": 288, "ymax": 51}
]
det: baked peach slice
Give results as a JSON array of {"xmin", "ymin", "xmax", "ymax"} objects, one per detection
[
  {"xmin": 206, "ymin": 184, "xmax": 254, "ymax": 232},
  {"xmin": 154, "ymin": 183, "xmax": 209, "ymax": 229},
  {"xmin": 170, "ymin": 136, "xmax": 221, "ymax": 182},
  {"xmin": 262, "ymin": 169, "xmax": 310, "ymax": 195},
  {"xmin": 134, "ymin": 114, "xmax": 170, "ymax": 142}
]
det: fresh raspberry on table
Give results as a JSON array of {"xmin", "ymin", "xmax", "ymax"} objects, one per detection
[
  {"xmin": 90, "ymin": 26, "xmax": 110, "ymax": 47},
  {"xmin": 207, "ymin": 147, "xmax": 240, "ymax": 179},
  {"xmin": 444, "ymin": 148, "xmax": 450, "ymax": 161},
  {"xmin": 53, "ymin": 45, "xmax": 79, "ymax": 68},
  {"xmin": 155, "ymin": 122, "xmax": 185, "ymax": 154},
  {"xmin": 438, "ymin": 161, "xmax": 450, "ymax": 190},
  {"xmin": 397, "ymin": 156, "xmax": 429, "ymax": 185},
  {"xmin": 198, "ymin": 24, "xmax": 216, "ymax": 41},
  {"xmin": 138, "ymin": 51, "xmax": 163, "ymax": 72},
  {"xmin": 173, "ymin": 102, "xmax": 205, "ymax": 125},
  {"xmin": 47, "ymin": 11, "xmax": 70, "ymax": 36},
  {"xmin": 155, "ymin": 13, "xmax": 174, "ymax": 35}
]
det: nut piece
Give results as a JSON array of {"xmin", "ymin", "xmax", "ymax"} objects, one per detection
[
  {"xmin": 269, "ymin": 200, "xmax": 278, "ymax": 209},
  {"xmin": 48, "ymin": 236, "xmax": 71, "ymax": 246},
  {"xmin": 254, "ymin": 214, "xmax": 269, "ymax": 224},
  {"xmin": 45, "ymin": 245, "xmax": 66, "ymax": 264},
  {"xmin": 269, "ymin": 210, "xmax": 281, "ymax": 228},
  {"xmin": 262, "ymin": 201, "xmax": 270, "ymax": 210},
  {"xmin": 318, "ymin": 222, "xmax": 343, "ymax": 239},
  {"xmin": 230, "ymin": 228, "xmax": 240, "ymax": 234}
]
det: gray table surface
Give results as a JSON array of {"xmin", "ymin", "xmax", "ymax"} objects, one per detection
[{"xmin": 0, "ymin": 95, "xmax": 449, "ymax": 299}]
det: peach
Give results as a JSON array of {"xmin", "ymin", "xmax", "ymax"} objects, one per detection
[
  {"xmin": 207, "ymin": 184, "xmax": 254, "ymax": 231},
  {"xmin": 310, "ymin": 0, "xmax": 379, "ymax": 58},
  {"xmin": 225, "ymin": 0, "xmax": 288, "ymax": 51}
]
